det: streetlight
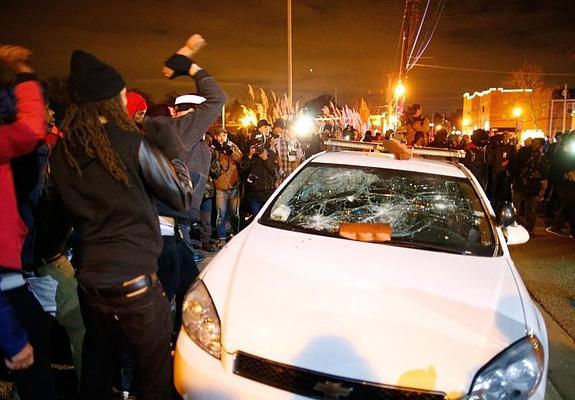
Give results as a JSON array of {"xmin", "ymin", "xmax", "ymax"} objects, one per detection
[
  {"xmin": 394, "ymin": 81, "xmax": 406, "ymax": 98},
  {"xmin": 512, "ymin": 107, "xmax": 523, "ymax": 119}
]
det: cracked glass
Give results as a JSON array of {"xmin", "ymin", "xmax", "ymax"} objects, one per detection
[{"xmin": 260, "ymin": 163, "xmax": 495, "ymax": 256}]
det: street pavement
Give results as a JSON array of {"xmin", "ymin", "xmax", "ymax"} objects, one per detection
[{"xmin": 509, "ymin": 222, "xmax": 575, "ymax": 400}]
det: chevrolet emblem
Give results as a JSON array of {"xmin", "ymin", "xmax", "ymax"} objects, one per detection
[{"xmin": 313, "ymin": 381, "xmax": 354, "ymax": 399}]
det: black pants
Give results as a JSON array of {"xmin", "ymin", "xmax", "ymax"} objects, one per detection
[
  {"xmin": 4, "ymin": 284, "xmax": 56, "ymax": 400},
  {"xmin": 78, "ymin": 283, "xmax": 172, "ymax": 400},
  {"xmin": 552, "ymin": 187, "xmax": 575, "ymax": 236},
  {"xmin": 513, "ymin": 191, "xmax": 537, "ymax": 232},
  {"xmin": 157, "ymin": 235, "xmax": 199, "ymax": 334}
]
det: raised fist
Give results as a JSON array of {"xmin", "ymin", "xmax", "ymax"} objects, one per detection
[{"xmin": 185, "ymin": 34, "xmax": 206, "ymax": 55}]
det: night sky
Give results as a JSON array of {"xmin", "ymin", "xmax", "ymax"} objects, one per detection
[{"xmin": 1, "ymin": 0, "xmax": 574, "ymax": 113}]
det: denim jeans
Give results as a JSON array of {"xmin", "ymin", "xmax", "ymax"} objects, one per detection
[
  {"xmin": 200, "ymin": 196, "xmax": 214, "ymax": 243},
  {"xmin": 246, "ymin": 197, "xmax": 265, "ymax": 216},
  {"xmin": 215, "ymin": 187, "xmax": 239, "ymax": 240}
]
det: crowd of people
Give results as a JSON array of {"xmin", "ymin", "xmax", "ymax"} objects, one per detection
[
  {"xmin": 1, "ymin": 34, "xmax": 574, "ymax": 400},
  {"xmin": 0, "ymin": 33, "xmax": 317, "ymax": 400}
]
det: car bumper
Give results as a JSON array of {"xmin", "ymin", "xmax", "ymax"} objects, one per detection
[
  {"xmin": 174, "ymin": 329, "xmax": 548, "ymax": 400},
  {"xmin": 174, "ymin": 330, "xmax": 310, "ymax": 400}
]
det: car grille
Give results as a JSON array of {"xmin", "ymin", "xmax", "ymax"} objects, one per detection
[{"xmin": 233, "ymin": 352, "xmax": 447, "ymax": 400}]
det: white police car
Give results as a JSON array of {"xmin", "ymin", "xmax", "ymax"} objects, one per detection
[{"xmin": 174, "ymin": 141, "xmax": 548, "ymax": 400}]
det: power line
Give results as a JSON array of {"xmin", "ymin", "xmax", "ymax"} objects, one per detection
[
  {"xmin": 405, "ymin": 0, "xmax": 447, "ymax": 72},
  {"xmin": 414, "ymin": 63, "xmax": 575, "ymax": 76},
  {"xmin": 407, "ymin": 0, "xmax": 431, "ymax": 68}
]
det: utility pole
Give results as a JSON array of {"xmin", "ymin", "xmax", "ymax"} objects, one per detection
[
  {"xmin": 562, "ymin": 83, "xmax": 568, "ymax": 133},
  {"xmin": 287, "ymin": 0, "xmax": 293, "ymax": 110},
  {"xmin": 395, "ymin": 0, "xmax": 420, "ymax": 117}
]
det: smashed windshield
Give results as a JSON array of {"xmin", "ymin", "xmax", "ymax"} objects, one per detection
[{"xmin": 260, "ymin": 163, "xmax": 496, "ymax": 256}]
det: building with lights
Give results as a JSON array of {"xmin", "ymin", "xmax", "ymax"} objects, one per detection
[{"xmin": 462, "ymin": 87, "xmax": 574, "ymax": 141}]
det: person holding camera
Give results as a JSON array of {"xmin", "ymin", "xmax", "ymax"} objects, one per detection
[
  {"xmin": 270, "ymin": 120, "xmax": 305, "ymax": 185},
  {"xmin": 240, "ymin": 138, "xmax": 279, "ymax": 218},
  {"xmin": 404, "ymin": 104, "xmax": 430, "ymax": 145},
  {"xmin": 212, "ymin": 128, "xmax": 243, "ymax": 245}
]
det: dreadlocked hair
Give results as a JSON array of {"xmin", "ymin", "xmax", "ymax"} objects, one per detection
[{"xmin": 61, "ymin": 94, "xmax": 138, "ymax": 186}]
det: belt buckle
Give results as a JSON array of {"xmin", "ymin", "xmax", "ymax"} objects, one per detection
[{"xmin": 123, "ymin": 275, "xmax": 149, "ymax": 298}]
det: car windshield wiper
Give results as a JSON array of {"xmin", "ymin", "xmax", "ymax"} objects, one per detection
[{"xmin": 384, "ymin": 239, "xmax": 469, "ymax": 255}]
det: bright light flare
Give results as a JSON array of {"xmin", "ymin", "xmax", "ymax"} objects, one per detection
[
  {"xmin": 394, "ymin": 82, "xmax": 406, "ymax": 98},
  {"xmin": 462, "ymin": 118, "xmax": 470, "ymax": 127},
  {"xmin": 512, "ymin": 107, "xmax": 523, "ymax": 118},
  {"xmin": 240, "ymin": 105, "xmax": 258, "ymax": 128},
  {"xmin": 295, "ymin": 115, "xmax": 314, "ymax": 136}
]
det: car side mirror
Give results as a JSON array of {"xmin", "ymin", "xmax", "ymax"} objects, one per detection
[
  {"xmin": 498, "ymin": 202, "xmax": 530, "ymax": 245},
  {"xmin": 498, "ymin": 202, "xmax": 517, "ymax": 227},
  {"xmin": 503, "ymin": 224, "xmax": 530, "ymax": 245}
]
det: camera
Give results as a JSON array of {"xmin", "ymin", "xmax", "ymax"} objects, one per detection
[
  {"xmin": 217, "ymin": 140, "xmax": 234, "ymax": 156},
  {"xmin": 246, "ymin": 172, "xmax": 259, "ymax": 185},
  {"xmin": 252, "ymin": 134, "xmax": 266, "ymax": 154}
]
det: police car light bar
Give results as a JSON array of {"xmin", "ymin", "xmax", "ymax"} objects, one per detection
[{"xmin": 324, "ymin": 139, "xmax": 466, "ymax": 160}]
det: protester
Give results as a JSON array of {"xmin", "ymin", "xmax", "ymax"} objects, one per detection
[
  {"xmin": 509, "ymin": 138, "xmax": 547, "ymax": 234},
  {"xmin": 0, "ymin": 44, "xmax": 57, "ymax": 400},
  {"xmin": 212, "ymin": 128, "xmax": 243, "ymax": 244},
  {"xmin": 546, "ymin": 132, "xmax": 575, "ymax": 238},
  {"xmin": 270, "ymin": 120, "xmax": 305, "ymax": 185},
  {"xmin": 32, "ymin": 103, "xmax": 85, "ymax": 382},
  {"xmin": 463, "ymin": 129, "xmax": 490, "ymax": 189},
  {"xmin": 240, "ymin": 137, "xmax": 279, "ymax": 218},
  {"xmin": 125, "ymin": 91, "xmax": 147, "ymax": 127},
  {"xmin": 252, "ymin": 119, "xmax": 272, "ymax": 149},
  {"xmin": 199, "ymin": 132, "xmax": 221, "ymax": 252},
  {"xmin": 427, "ymin": 128, "xmax": 448, "ymax": 148},
  {"xmin": 144, "ymin": 34, "xmax": 226, "ymax": 255},
  {"xmin": 544, "ymin": 132, "xmax": 565, "ymax": 225},
  {"xmin": 486, "ymin": 132, "xmax": 515, "ymax": 211},
  {"xmin": 404, "ymin": 104, "xmax": 429, "ymax": 145},
  {"xmin": 42, "ymin": 49, "xmax": 193, "ymax": 400}
]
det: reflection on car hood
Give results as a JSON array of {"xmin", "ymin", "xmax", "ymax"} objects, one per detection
[{"xmin": 211, "ymin": 224, "xmax": 526, "ymax": 396}]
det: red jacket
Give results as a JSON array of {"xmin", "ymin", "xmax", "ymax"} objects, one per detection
[{"xmin": 0, "ymin": 78, "xmax": 46, "ymax": 270}]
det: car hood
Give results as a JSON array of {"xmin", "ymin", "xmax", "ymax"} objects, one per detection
[{"xmin": 210, "ymin": 224, "xmax": 527, "ymax": 396}]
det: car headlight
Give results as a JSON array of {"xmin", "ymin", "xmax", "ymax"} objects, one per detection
[
  {"xmin": 469, "ymin": 335, "xmax": 544, "ymax": 400},
  {"xmin": 181, "ymin": 280, "xmax": 221, "ymax": 359}
]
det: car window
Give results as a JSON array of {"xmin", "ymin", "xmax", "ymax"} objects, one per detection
[{"xmin": 260, "ymin": 163, "xmax": 496, "ymax": 256}]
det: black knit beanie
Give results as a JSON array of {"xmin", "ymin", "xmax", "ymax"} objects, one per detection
[{"xmin": 69, "ymin": 50, "xmax": 125, "ymax": 103}]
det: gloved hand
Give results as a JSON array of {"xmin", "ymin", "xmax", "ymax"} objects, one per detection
[{"xmin": 163, "ymin": 34, "xmax": 206, "ymax": 79}]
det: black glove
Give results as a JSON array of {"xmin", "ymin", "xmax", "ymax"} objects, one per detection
[
  {"xmin": 222, "ymin": 142, "xmax": 234, "ymax": 156},
  {"xmin": 164, "ymin": 54, "xmax": 193, "ymax": 79}
]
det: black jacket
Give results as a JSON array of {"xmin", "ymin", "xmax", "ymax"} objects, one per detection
[
  {"xmin": 42, "ymin": 123, "xmax": 192, "ymax": 288},
  {"xmin": 240, "ymin": 150, "xmax": 278, "ymax": 201},
  {"xmin": 509, "ymin": 147, "xmax": 547, "ymax": 196}
]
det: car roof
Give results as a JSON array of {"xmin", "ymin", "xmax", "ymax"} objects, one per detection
[{"xmin": 310, "ymin": 151, "xmax": 468, "ymax": 178}]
